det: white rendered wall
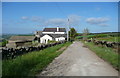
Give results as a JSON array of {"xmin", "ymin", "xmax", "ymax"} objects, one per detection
[
  {"xmin": 40, "ymin": 35, "xmax": 53, "ymax": 44},
  {"xmin": 55, "ymin": 37, "xmax": 65, "ymax": 41}
]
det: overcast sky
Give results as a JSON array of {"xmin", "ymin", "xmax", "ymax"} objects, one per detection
[{"xmin": 2, "ymin": 2, "xmax": 118, "ymax": 34}]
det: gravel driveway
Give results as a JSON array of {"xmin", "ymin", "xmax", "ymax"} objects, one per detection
[{"xmin": 37, "ymin": 41, "xmax": 118, "ymax": 76}]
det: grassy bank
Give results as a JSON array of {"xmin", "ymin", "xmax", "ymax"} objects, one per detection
[
  {"xmin": 3, "ymin": 42, "xmax": 72, "ymax": 76},
  {"xmin": 83, "ymin": 41, "xmax": 119, "ymax": 70}
]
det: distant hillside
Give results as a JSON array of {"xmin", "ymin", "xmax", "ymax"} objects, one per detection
[
  {"xmin": 77, "ymin": 32, "xmax": 120, "ymax": 36},
  {"xmin": 90, "ymin": 32, "xmax": 119, "ymax": 35},
  {"xmin": 1, "ymin": 33, "xmax": 34, "ymax": 40}
]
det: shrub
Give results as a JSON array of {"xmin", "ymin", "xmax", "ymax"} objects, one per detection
[{"xmin": 2, "ymin": 39, "xmax": 8, "ymax": 47}]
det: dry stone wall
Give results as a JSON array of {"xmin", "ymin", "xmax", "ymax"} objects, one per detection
[
  {"xmin": 2, "ymin": 41, "xmax": 67, "ymax": 60},
  {"xmin": 86, "ymin": 39, "xmax": 120, "ymax": 50}
]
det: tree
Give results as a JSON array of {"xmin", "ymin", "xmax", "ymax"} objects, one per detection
[
  {"xmin": 2, "ymin": 39, "xmax": 8, "ymax": 47},
  {"xmin": 82, "ymin": 28, "xmax": 90, "ymax": 40},
  {"xmin": 69, "ymin": 28, "xmax": 77, "ymax": 40},
  {"xmin": 83, "ymin": 28, "xmax": 89, "ymax": 35}
]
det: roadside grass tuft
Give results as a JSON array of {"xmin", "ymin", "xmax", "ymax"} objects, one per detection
[
  {"xmin": 2, "ymin": 42, "xmax": 72, "ymax": 76},
  {"xmin": 83, "ymin": 42, "xmax": 118, "ymax": 70}
]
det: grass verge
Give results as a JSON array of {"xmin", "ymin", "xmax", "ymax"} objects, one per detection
[
  {"xmin": 2, "ymin": 42, "xmax": 72, "ymax": 76},
  {"xmin": 83, "ymin": 41, "xmax": 119, "ymax": 70}
]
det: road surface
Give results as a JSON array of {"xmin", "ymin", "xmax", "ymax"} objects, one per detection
[{"xmin": 37, "ymin": 41, "xmax": 118, "ymax": 76}]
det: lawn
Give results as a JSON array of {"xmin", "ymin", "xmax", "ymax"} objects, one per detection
[
  {"xmin": 2, "ymin": 42, "xmax": 72, "ymax": 76},
  {"xmin": 83, "ymin": 41, "xmax": 119, "ymax": 70}
]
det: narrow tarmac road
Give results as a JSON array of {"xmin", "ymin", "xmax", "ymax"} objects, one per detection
[{"xmin": 37, "ymin": 41, "xmax": 118, "ymax": 76}]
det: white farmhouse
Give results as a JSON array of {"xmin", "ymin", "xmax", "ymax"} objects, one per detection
[{"xmin": 35, "ymin": 27, "xmax": 67, "ymax": 44}]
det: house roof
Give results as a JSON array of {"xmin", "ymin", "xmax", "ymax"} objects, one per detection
[
  {"xmin": 43, "ymin": 28, "xmax": 66, "ymax": 32},
  {"xmin": 41, "ymin": 34, "xmax": 67, "ymax": 39},
  {"xmin": 9, "ymin": 36, "xmax": 35, "ymax": 42}
]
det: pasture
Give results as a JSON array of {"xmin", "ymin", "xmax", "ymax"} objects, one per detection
[
  {"xmin": 96, "ymin": 37, "xmax": 120, "ymax": 42},
  {"xmin": 76, "ymin": 33, "xmax": 120, "ymax": 42}
]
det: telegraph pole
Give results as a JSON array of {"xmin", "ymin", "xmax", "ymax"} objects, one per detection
[{"xmin": 67, "ymin": 19, "xmax": 70, "ymax": 41}]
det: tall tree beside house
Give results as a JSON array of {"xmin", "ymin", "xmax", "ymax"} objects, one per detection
[
  {"xmin": 69, "ymin": 28, "xmax": 77, "ymax": 41},
  {"xmin": 82, "ymin": 28, "xmax": 90, "ymax": 40}
]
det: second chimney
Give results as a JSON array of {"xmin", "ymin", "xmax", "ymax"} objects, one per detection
[{"xmin": 57, "ymin": 27, "xmax": 59, "ymax": 32}]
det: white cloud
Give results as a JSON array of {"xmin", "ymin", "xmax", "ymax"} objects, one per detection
[
  {"xmin": 68, "ymin": 15, "xmax": 81, "ymax": 26},
  {"xmin": 45, "ymin": 15, "xmax": 81, "ymax": 26},
  {"xmin": 98, "ymin": 23, "xmax": 109, "ymax": 26},
  {"xmin": 45, "ymin": 18, "xmax": 67, "ymax": 26},
  {"xmin": 21, "ymin": 16, "xmax": 29, "ymax": 20},
  {"xmin": 86, "ymin": 17, "xmax": 110, "ymax": 26},
  {"xmin": 21, "ymin": 14, "xmax": 81, "ymax": 26},
  {"xmin": 30, "ymin": 16, "xmax": 45, "ymax": 22}
]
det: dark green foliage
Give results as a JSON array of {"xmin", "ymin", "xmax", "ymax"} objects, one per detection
[
  {"xmin": 69, "ymin": 28, "xmax": 77, "ymax": 40},
  {"xmin": 0, "ymin": 39, "xmax": 8, "ymax": 47}
]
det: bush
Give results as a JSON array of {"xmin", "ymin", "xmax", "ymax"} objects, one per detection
[{"xmin": 1, "ymin": 39, "xmax": 8, "ymax": 47}]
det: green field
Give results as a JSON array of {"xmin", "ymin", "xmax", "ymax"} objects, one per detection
[
  {"xmin": 76, "ymin": 33, "xmax": 120, "ymax": 42},
  {"xmin": 96, "ymin": 37, "xmax": 120, "ymax": 42},
  {"xmin": 2, "ymin": 42, "xmax": 72, "ymax": 76},
  {"xmin": 83, "ymin": 41, "xmax": 118, "ymax": 70}
]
